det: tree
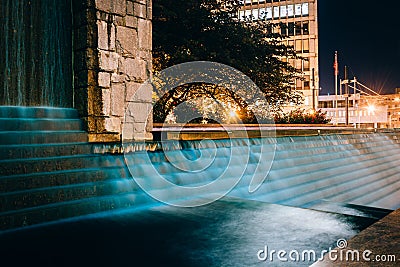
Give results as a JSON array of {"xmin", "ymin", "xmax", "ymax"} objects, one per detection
[
  {"xmin": 153, "ymin": 0, "xmax": 304, "ymax": 123},
  {"xmin": 274, "ymin": 109, "xmax": 331, "ymax": 124}
]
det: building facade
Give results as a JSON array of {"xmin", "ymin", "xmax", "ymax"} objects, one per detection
[
  {"xmin": 318, "ymin": 94, "xmax": 388, "ymax": 128},
  {"xmin": 239, "ymin": 0, "xmax": 319, "ymax": 110},
  {"xmin": 318, "ymin": 92, "xmax": 400, "ymax": 129}
]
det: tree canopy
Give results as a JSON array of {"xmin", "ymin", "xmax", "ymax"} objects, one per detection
[{"xmin": 152, "ymin": 0, "xmax": 304, "ymax": 123}]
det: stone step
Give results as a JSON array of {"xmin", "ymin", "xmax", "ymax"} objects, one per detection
[
  {"xmin": 0, "ymin": 106, "xmax": 79, "ymax": 119},
  {"xmin": 0, "ymin": 178, "xmax": 138, "ymax": 212},
  {"xmin": 0, "ymin": 118, "xmax": 83, "ymax": 131},
  {"xmin": 0, "ymin": 166, "xmax": 130, "ymax": 193},
  {"xmin": 0, "ymin": 143, "xmax": 93, "ymax": 160},
  {"xmin": 0, "ymin": 131, "xmax": 88, "ymax": 145},
  {"xmin": 0, "ymin": 154, "xmax": 125, "ymax": 176}
]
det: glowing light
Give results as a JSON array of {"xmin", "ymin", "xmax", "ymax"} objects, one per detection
[
  {"xmin": 395, "ymin": 97, "xmax": 400, "ymax": 102},
  {"xmin": 229, "ymin": 111, "xmax": 237, "ymax": 118},
  {"xmin": 367, "ymin": 105, "xmax": 376, "ymax": 113}
]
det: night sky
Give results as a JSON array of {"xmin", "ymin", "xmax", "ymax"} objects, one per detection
[{"xmin": 318, "ymin": 1, "xmax": 400, "ymax": 95}]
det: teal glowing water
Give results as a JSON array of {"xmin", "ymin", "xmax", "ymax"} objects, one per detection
[
  {"xmin": 124, "ymin": 133, "xmax": 400, "ymax": 211},
  {"xmin": 0, "ymin": 199, "xmax": 381, "ymax": 267}
]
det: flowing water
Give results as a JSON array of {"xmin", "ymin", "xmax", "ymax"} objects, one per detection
[
  {"xmin": 0, "ymin": 198, "xmax": 381, "ymax": 267},
  {"xmin": 0, "ymin": 0, "xmax": 73, "ymax": 107}
]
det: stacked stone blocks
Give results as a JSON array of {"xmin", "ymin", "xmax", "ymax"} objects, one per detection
[{"xmin": 73, "ymin": 0, "xmax": 152, "ymax": 142}]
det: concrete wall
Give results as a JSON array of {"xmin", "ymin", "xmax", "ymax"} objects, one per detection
[{"xmin": 73, "ymin": 0, "xmax": 153, "ymax": 142}]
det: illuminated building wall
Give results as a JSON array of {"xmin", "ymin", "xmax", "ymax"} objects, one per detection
[{"xmin": 239, "ymin": 0, "xmax": 319, "ymax": 110}]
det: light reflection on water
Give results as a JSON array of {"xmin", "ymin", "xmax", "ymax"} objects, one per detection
[
  {"xmin": 0, "ymin": 198, "xmax": 379, "ymax": 267},
  {"xmin": 156, "ymin": 199, "xmax": 374, "ymax": 266}
]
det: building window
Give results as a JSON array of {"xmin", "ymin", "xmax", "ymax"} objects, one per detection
[
  {"xmin": 280, "ymin": 24, "xmax": 287, "ymax": 36},
  {"xmin": 245, "ymin": 9, "xmax": 252, "ymax": 20},
  {"xmin": 280, "ymin": 5, "xmax": 287, "ymax": 18},
  {"xmin": 296, "ymin": 79, "xmax": 302, "ymax": 90},
  {"xmin": 296, "ymin": 39, "xmax": 302, "ymax": 52},
  {"xmin": 302, "ymin": 22, "xmax": 309, "ymax": 35},
  {"xmin": 296, "ymin": 59, "xmax": 302, "ymax": 71},
  {"xmin": 287, "ymin": 5, "xmax": 294, "ymax": 17},
  {"xmin": 295, "ymin": 4, "xmax": 302, "ymax": 16},
  {"xmin": 288, "ymin": 22, "xmax": 295, "ymax": 36},
  {"xmin": 273, "ymin": 6, "xmax": 279, "ymax": 18},
  {"xmin": 265, "ymin": 7, "xmax": 273, "ymax": 19},
  {"xmin": 252, "ymin": 8, "xmax": 259, "ymax": 19},
  {"xmin": 295, "ymin": 22, "xmax": 302, "ymax": 35},
  {"xmin": 302, "ymin": 3, "xmax": 309, "ymax": 16},
  {"xmin": 303, "ymin": 39, "xmax": 309, "ymax": 53},
  {"xmin": 303, "ymin": 60, "xmax": 310, "ymax": 71}
]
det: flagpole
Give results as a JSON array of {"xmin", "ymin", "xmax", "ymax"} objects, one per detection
[{"xmin": 334, "ymin": 51, "xmax": 338, "ymax": 125}]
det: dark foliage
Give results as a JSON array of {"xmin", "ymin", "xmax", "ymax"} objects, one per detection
[{"xmin": 153, "ymin": 0, "xmax": 304, "ymax": 122}]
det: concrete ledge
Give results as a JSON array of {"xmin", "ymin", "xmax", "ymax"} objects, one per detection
[
  {"xmin": 312, "ymin": 209, "xmax": 400, "ymax": 266},
  {"xmin": 152, "ymin": 123, "xmax": 385, "ymax": 140}
]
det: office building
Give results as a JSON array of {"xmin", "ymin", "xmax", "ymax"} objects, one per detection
[{"xmin": 239, "ymin": 0, "xmax": 319, "ymax": 110}]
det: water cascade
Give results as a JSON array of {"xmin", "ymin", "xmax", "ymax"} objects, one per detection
[
  {"xmin": 124, "ymin": 133, "xmax": 400, "ymax": 212},
  {"xmin": 1, "ymin": 107, "xmax": 400, "ymax": 231},
  {"xmin": 0, "ymin": 0, "xmax": 73, "ymax": 107}
]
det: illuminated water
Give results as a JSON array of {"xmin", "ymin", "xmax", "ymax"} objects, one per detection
[{"xmin": 0, "ymin": 198, "xmax": 381, "ymax": 267}]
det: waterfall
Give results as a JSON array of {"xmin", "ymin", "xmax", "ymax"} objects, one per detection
[{"xmin": 0, "ymin": 0, "xmax": 73, "ymax": 107}]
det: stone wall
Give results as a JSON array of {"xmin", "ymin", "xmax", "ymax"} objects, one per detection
[{"xmin": 73, "ymin": 0, "xmax": 153, "ymax": 142}]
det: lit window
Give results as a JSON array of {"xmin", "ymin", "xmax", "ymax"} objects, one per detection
[
  {"xmin": 273, "ymin": 6, "xmax": 279, "ymax": 18},
  {"xmin": 252, "ymin": 8, "xmax": 259, "ymax": 20},
  {"xmin": 302, "ymin": 3, "xmax": 309, "ymax": 16},
  {"xmin": 265, "ymin": 7, "xmax": 273, "ymax": 19},
  {"xmin": 295, "ymin": 4, "xmax": 302, "ymax": 16},
  {"xmin": 280, "ymin": 5, "xmax": 287, "ymax": 18},
  {"xmin": 287, "ymin": 5, "xmax": 294, "ymax": 17}
]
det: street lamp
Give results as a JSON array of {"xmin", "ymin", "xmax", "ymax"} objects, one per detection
[{"xmin": 367, "ymin": 105, "xmax": 376, "ymax": 113}]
